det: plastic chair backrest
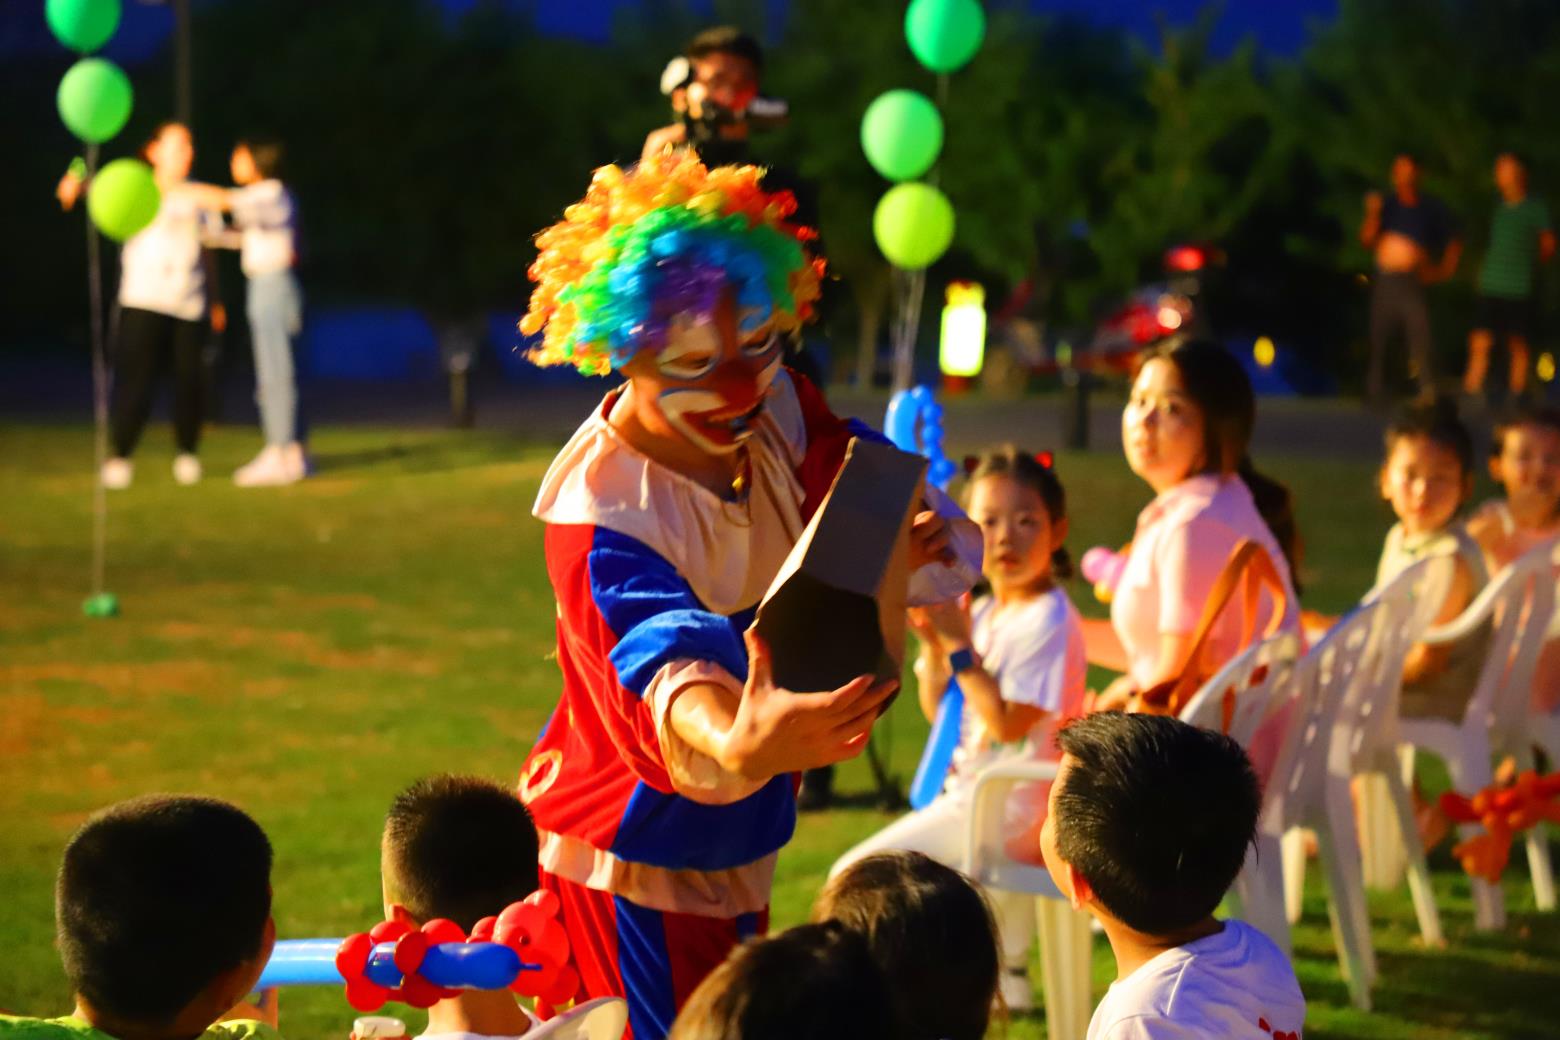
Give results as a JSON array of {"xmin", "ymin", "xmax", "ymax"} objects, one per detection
[
  {"xmin": 1178, "ymin": 630, "xmax": 1304, "ymax": 748},
  {"xmin": 1342, "ymin": 556, "xmax": 1456, "ymax": 768},
  {"xmin": 1267, "ymin": 601, "xmax": 1381, "ymax": 833},
  {"xmin": 1452, "ymin": 538, "xmax": 1560, "ymax": 741}
]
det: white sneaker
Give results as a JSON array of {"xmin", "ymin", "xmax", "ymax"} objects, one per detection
[
  {"xmin": 101, "ymin": 457, "xmax": 133, "ymax": 489},
  {"xmin": 173, "ymin": 453, "xmax": 202, "ymax": 486},
  {"xmin": 999, "ymin": 967, "xmax": 1034, "ymax": 1013},
  {"xmin": 281, "ymin": 441, "xmax": 311, "ymax": 481},
  {"xmin": 234, "ymin": 444, "xmax": 299, "ymax": 487}
]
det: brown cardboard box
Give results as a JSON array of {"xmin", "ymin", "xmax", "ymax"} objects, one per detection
[{"xmin": 753, "ymin": 437, "xmax": 927, "ymax": 697}]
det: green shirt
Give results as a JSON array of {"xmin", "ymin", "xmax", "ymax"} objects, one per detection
[
  {"xmin": 1477, "ymin": 195, "xmax": 1552, "ymax": 299},
  {"xmin": 0, "ymin": 1016, "xmax": 280, "ymax": 1040}
]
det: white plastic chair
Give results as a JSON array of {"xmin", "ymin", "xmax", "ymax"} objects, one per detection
[
  {"xmin": 1398, "ymin": 536, "xmax": 1560, "ymax": 925},
  {"xmin": 1177, "ymin": 631, "xmax": 1306, "ymax": 953},
  {"xmin": 1354, "ymin": 555, "xmax": 1458, "ymax": 890},
  {"xmin": 963, "ymin": 759, "xmax": 1091, "ymax": 1040},
  {"xmin": 1328, "ymin": 559, "xmax": 1456, "ymax": 960},
  {"xmin": 1266, "ymin": 601, "xmax": 1387, "ymax": 1010}
]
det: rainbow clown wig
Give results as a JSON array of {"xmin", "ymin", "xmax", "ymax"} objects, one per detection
[{"xmin": 520, "ymin": 152, "xmax": 824, "ymax": 376}]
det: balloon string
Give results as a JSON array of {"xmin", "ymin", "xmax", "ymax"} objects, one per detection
[
  {"xmin": 86, "ymin": 142, "xmax": 109, "ymax": 598},
  {"xmin": 887, "ymin": 73, "xmax": 950, "ymax": 395}
]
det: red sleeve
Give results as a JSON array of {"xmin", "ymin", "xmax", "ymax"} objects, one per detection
[
  {"xmin": 790, "ymin": 369, "xmax": 856, "ymax": 520},
  {"xmin": 547, "ymin": 523, "xmax": 674, "ymax": 793}
]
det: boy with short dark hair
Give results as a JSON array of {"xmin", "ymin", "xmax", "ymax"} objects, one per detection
[
  {"xmin": 0, "ymin": 795, "xmax": 279, "ymax": 1040},
  {"xmin": 380, "ymin": 775, "xmax": 543, "ymax": 1039},
  {"xmin": 1040, "ymin": 713, "xmax": 1304, "ymax": 1039}
]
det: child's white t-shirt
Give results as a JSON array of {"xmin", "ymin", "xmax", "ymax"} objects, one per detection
[
  {"xmin": 1087, "ymin": 919, "xmax": 1305, "ymax": 1040},
  {"xmin": 229, "ymin": 179, "xmax": 297, "ymax": 277},
  {"xmin": 948, "ymin": 586, "xmax": 1087, "ymax": 785}
]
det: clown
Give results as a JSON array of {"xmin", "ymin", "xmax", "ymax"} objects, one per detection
[{"xmin": 518, "ymin": 153, "xmax": 979, "ymax": 1039}]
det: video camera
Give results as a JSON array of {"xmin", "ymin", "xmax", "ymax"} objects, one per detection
[{"xmin": 659, "ymin": 54, "xmax": 788, "ymax": 155}]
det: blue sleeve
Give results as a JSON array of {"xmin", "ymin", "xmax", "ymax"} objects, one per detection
[{"xmin": 588, "ymin": 528, "xmax": 748, "ymax": 696}]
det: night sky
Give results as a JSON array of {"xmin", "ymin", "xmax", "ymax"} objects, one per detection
[{"xmin": 5, "ymin": 0, "xmax": 1339, "ymax": 65}]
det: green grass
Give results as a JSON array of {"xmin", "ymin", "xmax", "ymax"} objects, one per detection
[{"xmin": 2, "ymin": 419, "xmax": 1556, "ymax": 1039}]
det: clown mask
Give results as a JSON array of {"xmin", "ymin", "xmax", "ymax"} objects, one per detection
[{"xmin": 623, "ymin": 291, "xmax": 783, "ymax": 457}]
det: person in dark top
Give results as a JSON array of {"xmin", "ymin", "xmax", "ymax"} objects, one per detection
[
  {"xmin": 1359, "ymin": 153, "xmax": 1463, "ymax": 402},
  {"xmin": 1463, "ymin": 152, "xmax": 1556, "ymax": 399}
]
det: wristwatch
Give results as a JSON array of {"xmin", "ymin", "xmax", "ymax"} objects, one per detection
[{"xmin": 948, "ymin": 647, "xmax": 976, "ymax": 674}]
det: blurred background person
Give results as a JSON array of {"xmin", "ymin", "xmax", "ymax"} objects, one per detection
[
  {"xmin": 1462, "ymin": 152, "xmax": 1555, "ymax": 401},
  {"xmin": 1359, "ymin": 152, "xmax": 1462, "ymax": 403}
]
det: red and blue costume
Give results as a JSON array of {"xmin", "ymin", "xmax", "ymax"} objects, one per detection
[{"xmin": 521, "ymin": 370, "xmax": 975, "ymax": 1038}]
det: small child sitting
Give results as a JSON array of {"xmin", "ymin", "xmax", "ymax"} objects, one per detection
[
  {"xmin": 667, "ymin": 922, "xmax": 897, "ymax": 1040},
  {"xmin": 380, "ymin": 775, "xmax": 546, "ymax": 1040},
  {"xmin": 0, "ymin": 796, "xmax": 280, "ymax": 1040},
  {"xmin": 811, "ymin": 850, "xmax": 998, "ymax": 1040},
  {"xmin": 1467, "ymin": 404, "xmax": 1560, "ymax": 712},
  {"xmin": 1040, "ymin": 713, "xmax": 1304, "ymax": 1039},
  {"xmin": 1376, "ymin": 403, "xmax": 1490, "ymax": 721}
]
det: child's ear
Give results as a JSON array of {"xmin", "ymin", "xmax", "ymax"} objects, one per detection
[
  {"xmin": 1379, "ymin": 465, "xmax": 1392, "ymax": 502},
  {"xmin": 1051, "ymin": 516, "xmax": 1070, "ymax": 553},
  {"xmin": 387, "ymin": 902, "xmax": 417, "ymax": 927},
  {"xmin": 1488, "ymin": 455, "xmax": 1503, "ymax": 484},
  {"xmin": 1066, "ymin": 863, "xmax": 1095, "ymax": 912}
]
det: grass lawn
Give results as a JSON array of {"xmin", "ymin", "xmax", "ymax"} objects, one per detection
[{"xmin": 2, "ymin": 417, "xmax": 1556, "ymax": 1039}]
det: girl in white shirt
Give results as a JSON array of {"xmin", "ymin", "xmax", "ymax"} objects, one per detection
[{"xmin": 829, "ymin": 445, "xmax": 1088, "ymax": 1012}]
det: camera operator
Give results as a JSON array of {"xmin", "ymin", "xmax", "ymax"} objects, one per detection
[{"xmin": 645, "ymin": 29, "xmax": 845, "ymax": 810}]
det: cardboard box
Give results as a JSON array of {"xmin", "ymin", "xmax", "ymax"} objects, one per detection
[{"xmin": 753, "ymin": 437, "xmax": 927, "ymax": 697}]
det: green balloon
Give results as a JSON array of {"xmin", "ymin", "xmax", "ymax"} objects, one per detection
[
  {"xmin": 861, "ymin": 89, "xmax": 944, "ymax": 182},
  {"xmin": 88, "ymin": 158, "xmax": 160, "ymax": 242},
  {"xmin": 905, "ymin": 0, "xmax": 986, "ymax": 74},
  {"xmin": 46, "ymin": 0, "xmax": 122, "ymax": 53},
  {"xmin": 873, "ymin": 182, "xmax": 955, "ymax": 270},
  {"xmin": 57, "ymin": 58, "xmax": 133, "ymax": 143}
]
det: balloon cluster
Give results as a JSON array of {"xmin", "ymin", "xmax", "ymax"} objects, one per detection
[
  {"xmin": 860, "ymin": 0, "xmax": 986, "ymax": 270},
  {"xmin": 1438, "ymin": 770, "xmax": 1560, "ymax": 884},
  {"xmin": 521, "ymin": 152, "xmax": 823, "ymax": 376},
  {"xmin": 46, "ymin": 0, "xmax": 161, "ymax": 243},
  {"xmin": 335, "ymin": 892, "xmax": 579, "ymax": 1016}
]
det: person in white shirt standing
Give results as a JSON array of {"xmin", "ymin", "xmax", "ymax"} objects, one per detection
[
  {"xmin": 215, "ymin": 138, "xmax": 307, "ymax": 486},
  {"xmin": 59, "ymin": 122, "xmax": 226, "ymax": 488},
  {"xmin": 1040, "ymin": 712, "xmax": 1305, "ymax": 1040}
]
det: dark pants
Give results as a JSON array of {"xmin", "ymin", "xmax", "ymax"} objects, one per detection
[
  {"xmin": 111, "ymin": 306, "xmax": 206, "ymax": 457},
  {"xmin": 1368, "ymin": 272, "xmax": 1434, "ymax": 399}
]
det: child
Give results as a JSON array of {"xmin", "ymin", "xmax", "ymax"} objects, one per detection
[
  {"xmin": 811, "ymin": 851, "xmax": 998, "ymax": 1040},
  {"xmin": 515, "ymin": 153, "xmax": 979, "ymax": 1038},
  {"xmin": 1040, "ymin": 713, "xmax": 1305, "ymax": 1039},
  {"xmin": 1377, "ymin": 403, "xmax": 1490, "ymax": 721},
  {"xmin": 1468, "ymin": 405, "xmax": 1560, "ymax": 712},
  {"xmin": 224, "ymin": 139, "xmax": 306, "ymax": 487},
  {"xmin": 828, "ymin": 446, "xmax": 1086, "ymax": 1011},
  {"xmin": 380, "ymin": 776, "xmax": 628, "ymax": 1040},
  {"xmin": 0, "ymin": 796, "xmax": 279, "ymax": 1040},
  {"xmin": 666, "ymin": 923, "xmax": 897, "ymax": 1040}
]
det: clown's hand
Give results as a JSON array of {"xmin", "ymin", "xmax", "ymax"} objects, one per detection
[
  {"xmin": 906, "ymin": 486, "xmax": 982, "ymax": 606},
  {"xmin": 720, "ymin": 630, "xmax": 897, "ymax": 781}
]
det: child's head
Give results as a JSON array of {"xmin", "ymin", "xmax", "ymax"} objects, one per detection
[
  {"xmin": 811, "ymin": 851, "xmax": 998, "ymax": 1040},
  {"xmin": 1124, "ymin": 340, "xmax": 1254, "ymax": 492},
  {"xmin": 1381, "ymin": 401, "xmax": 1474, "ymax": 536},
  {"xmin": 1039, "ymin": 713, "xmax": 1260, "ymax": 938},
  {"xmin": 231, "ymin": 138, "xmax": 283, "ymax": 185},
  {"xmin": 964, "ymin": 446, "xmax": 1071, "ymax": 591},
  {"xmin": 57, "ymin": 796, "xmax": 274, "ymax": 1033},
  {"xmin": 668, "ymin": 922, "xmax": 896, "ymax": 1040},
  {"xmin": 141, "ymin": 122, "xmax": 193, "ymax": 180},
  {"xmin": 1490, "ymin": 404, "xmax": 1560, "ymax": 523},
  {"xmin": 381, "ymin": 774, "xmax": 539, "ymax": 931}
]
